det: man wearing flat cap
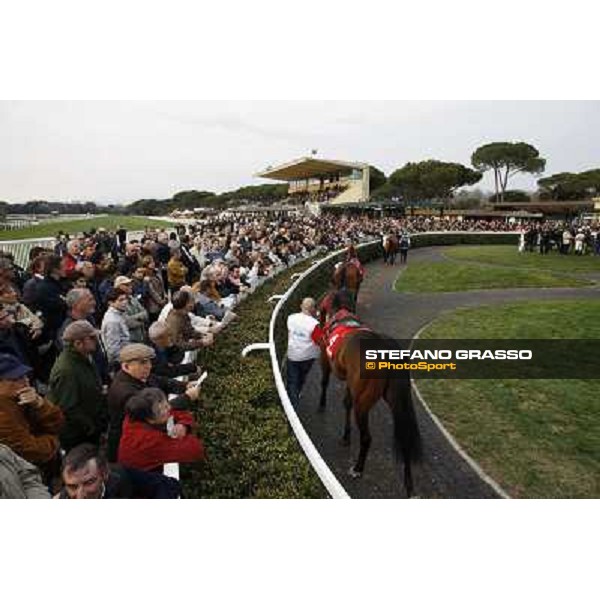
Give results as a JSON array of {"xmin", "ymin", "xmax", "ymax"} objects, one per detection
[
  {"xmin": 106, "ymin": 343, "xmax": 200, "ymax": 461},
  {"xmin": 0, "ymin": 352, "xmax": 64, "ymax": 481},
  {"xmin": 47, "ymin": 320, "xmax": 107, "ymax": 452}
]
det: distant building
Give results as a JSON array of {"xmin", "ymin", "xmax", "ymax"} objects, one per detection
[{"xmin": 255, "ymin": 156, "xmax": 370, "ymax": 214}]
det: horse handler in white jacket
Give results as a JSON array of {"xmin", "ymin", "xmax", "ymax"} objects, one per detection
[{"xmin": 286, "ymin": 298, "xmax": 321, "ymax": 407}]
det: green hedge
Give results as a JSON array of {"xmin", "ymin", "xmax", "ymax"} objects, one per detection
[{"xmin": 182, "ymin": 256, "xmax": 330, "ymax": 498}]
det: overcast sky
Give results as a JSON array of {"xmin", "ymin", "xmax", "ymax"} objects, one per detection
[{"xmin": 1, "ymin": 100, "xmax": 598, "ymax": 205}]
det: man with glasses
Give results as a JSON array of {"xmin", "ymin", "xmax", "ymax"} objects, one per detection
[{"xmin": 47, "ymin": 321, "xmax": 107, "ymax": 452}]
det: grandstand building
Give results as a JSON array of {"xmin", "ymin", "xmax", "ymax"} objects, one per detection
[{"xmin": 255, "ymin": 156, "xmax": 370, "ymax": 213}]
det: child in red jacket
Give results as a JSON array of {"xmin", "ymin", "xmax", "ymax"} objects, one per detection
[{"xmin": 118, "ymin": 387, "xmax": 204, "ymax": 472}]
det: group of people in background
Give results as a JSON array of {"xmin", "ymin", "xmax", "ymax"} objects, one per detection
[{"xmin": 519, "ymin": 223, "xmax": 600, "ymax": 255}]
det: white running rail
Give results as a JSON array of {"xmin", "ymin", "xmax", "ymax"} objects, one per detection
[{"xmin": 243, "ymin": 240, "xmax": 381, "ymax": 499}]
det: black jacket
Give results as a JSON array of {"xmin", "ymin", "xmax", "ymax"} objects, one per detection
[
  {"xmin": 150, "ymin": 343, "xmax": 197, "ymax": 378},
  {"xmin": 0, "ymin": 324, "xmax": 33, "ymax": 366},
  {"xmin": 35, "ymin": 276, "xmax": 67, "ymax": 341},
  {"xmin": 57, "ymin": 465, "xmax": 181, "ymax": 498}
]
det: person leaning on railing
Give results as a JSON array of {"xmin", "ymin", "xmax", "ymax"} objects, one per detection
[
  {"xmin": 148, "ymin": 321, "xmax": 202, "ymax": 379},
  {"xmin": 106, "ymin": 343, "xmax": 201, "ymax": 462},
  {"xmin": 118, "ymin": 387, "xmax": 205, "ymax": 473},
  {"xmin": 165, "ymin": 290, "xmax": 214, "ymax": 350}
]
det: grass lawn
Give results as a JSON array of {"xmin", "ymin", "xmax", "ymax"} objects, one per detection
[
  {"xmin": 417, "ymin": 300, "xmax": 600, "ymax": 498},
  {"xmin": 394, "ymin": 261, "xmax": 591, "ymax": 293},
  {"xmin": 444, "ymin": 245, "xmax": 600, "ymax": 273},
  {"xmin": 0, "ymin": 215, "xmax": 175, "ymax": 240}
]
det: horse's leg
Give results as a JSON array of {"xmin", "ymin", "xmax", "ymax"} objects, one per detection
[
  {"xmin": 348, "ymin": 403, "xmax": 372, "ymax": 478},
  {"xmin": 319, "ymin": 353, "xmax": 331, "ymax": 412},
  {"xmin": 341, "ymin": 387, "xmax": 352, "ymax": 445}
]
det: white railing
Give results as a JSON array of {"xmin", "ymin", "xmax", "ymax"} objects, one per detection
[
  {"xmin": 0, "ymin": 237, "xmax": 55, "ymax": 268},
  {"xmin": 243, "ymin": 240, "xmax": 382, "ymax": 499}
]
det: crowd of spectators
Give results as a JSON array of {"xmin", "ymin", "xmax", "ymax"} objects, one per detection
[
  {"xmin": 519, "ymin": 223, "xmax": 600, "ymax": 255},
  {"xmin": 1, "ymin": 211, "xmax": 599, "ymax": 498},
  {"xmin": 0, "ymin": 216, "xmax": 327, "ymax": 498},
  {"xmin": 284, "ymin": 184, "xmax": 347, "ymax": 205}
]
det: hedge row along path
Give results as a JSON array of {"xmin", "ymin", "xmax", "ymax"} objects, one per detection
[
  {"xmin": 297, "ymin": 246, "xmax": 599, "ymax": 498},
  {"xmin": 181, "ymin": 256, "xmax": 329, "ymax": 499}
]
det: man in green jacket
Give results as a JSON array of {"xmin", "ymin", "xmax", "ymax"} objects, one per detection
[{"xmin": 48, "ymin": 320, "xmax": 108, "ymax": 452}]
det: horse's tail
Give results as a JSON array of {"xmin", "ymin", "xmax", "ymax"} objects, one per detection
[{"xmin": 385, "ymin": 375, "xmax": 422, "ymax": 495}]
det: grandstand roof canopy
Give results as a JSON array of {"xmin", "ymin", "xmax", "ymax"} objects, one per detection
[{"xmin": 255, "ymin": 156, "xmax": 368, "ymax": 181}]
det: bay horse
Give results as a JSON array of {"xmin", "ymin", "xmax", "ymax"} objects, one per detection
[
  {"xmin": 332, "ymin": 260, "xmax": 362, "ymax": 312},
  {"xmin": 317, "ymin": 289, "xmax": 422, "ymax": 497},
  {"xmin": 383, "ymin": 234, "xmax": 399, "ymax": 265}
]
